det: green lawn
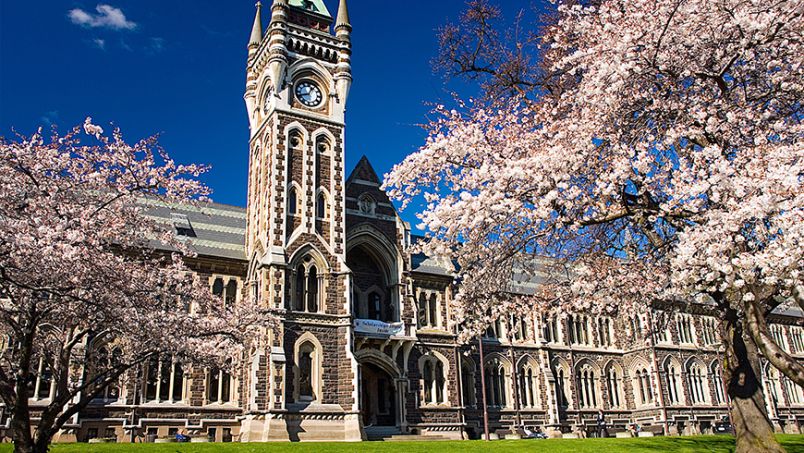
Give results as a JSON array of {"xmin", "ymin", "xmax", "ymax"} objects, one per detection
[{"xmin": 1, "ymin": 435, "xmax": 802, "ymax": 453}]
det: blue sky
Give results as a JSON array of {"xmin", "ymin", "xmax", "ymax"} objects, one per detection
[{"xmin": 1, "ymin": 1, "xmax": 540, "ymax": 226}]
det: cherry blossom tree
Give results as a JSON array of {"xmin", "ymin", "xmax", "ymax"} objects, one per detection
[
  {"xmin": 0, "ymin": 120, "xmax": 267, "ymax": 453},
  {"xmin": 386, "ymin": 1, "xmax": 802, "ymax": 451}
]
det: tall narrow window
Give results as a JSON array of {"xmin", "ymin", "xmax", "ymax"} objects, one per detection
[
  {"xmin": 636, "ymin": 370, "xmax": 646, "ymax": 405},
  {"xmin": 556, "ymin": 368, "xmax": 569, "ymax": 407},
  {"xmin": 607, "ymin": 368, "xmax": 622, "ymax": 408},
  {"xmin": 294, "ymin": 265, "xmax": 305, "ymax": 311},
  {"xmin": 667, "ymin": 365, "xmax": 681, "ymax": 404},
  {"xmin": 145, "ymin": 356, "xmax": 159, "ymax": 401},
  {"xmin": 368, "ymin": 292, "xmax": 381, "ymax": 321},
  {"xmin": 36, "ymin": 358, "xmax": 53, "ymax": 400},
  {"xmin": 316, "ymin": 193, "xmax": 326, "ymax": 219},
  {"xmin": 428, "ymin": 294, "xmax": 438, "ymax": 328},
  {"xmin": 224, "ymin": 280, "xmax": 237, "ymax": 307},
  {"xmin": 423, "ymin": 361, "xmax": 433, "ymax": 403},
  {"xmin": 435, "ymin": 361, "xmax": 445, "ymax": 404},
  {"xmin": 158, "ymin": 358, "xmax": 171, "ymax": 401},
  {"xmin": 306, "ymin": 266, "xmax": 318, "ymax": 312},
  {"xmin": 171, "ymin": 363, "xmax": 184, "ymax": 402},
  {"xmin": 712, "ymin": 364, "xmax": 725, "ymax": 405},
  {"xmin": 461, "ymin": 361, "xmax": 476, "ymax": 406},
  {"xmin": 417, "ymin": 292, "xmax": 427, "ymax": 327},
  {"xmin": 288, "ymin": 187, "xmax": 298, "ymax": 216},
  {"xmin": 299, "ymin": 350, "xmax": 314, "ymax": 399},
  {"xmin": 212, "ymin": 278, "xmax": 224, "ymax": 299},
  {"xmin": 519, "ymin": 366, "xmax": 536, "ymax": 407},
  {"xmin": 208, "ymin": 368, "xmax": 220, "ymax": 402}
]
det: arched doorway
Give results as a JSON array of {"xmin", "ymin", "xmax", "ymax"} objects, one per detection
[{"xmin": 360, "ymin": 362, "xmax": 397, "ymax": 428}]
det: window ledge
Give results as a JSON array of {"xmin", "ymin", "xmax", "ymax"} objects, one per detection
[{"xmin": 419, "ymin": 403, "xmax": 452, "ymax": 410}]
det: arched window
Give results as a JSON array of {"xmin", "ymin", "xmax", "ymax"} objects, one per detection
[
  {"xmin": 519, "ymin": 363, "xmax": 537, "ymax": 408},
  {"xmin": 94, "ymin": 347, "xmax": 121, "ymax": 401},
  {"xmin": 421, "ymin": 355, "xmax": 447, "ymax": 405},
  {"xmin": 485, "ymin": 359, "xmax": 508, "ymax": 408},
  {"xmin": 687, "ymin": 362, "xmax": 709, "ymax": 405},
  {"xmin": 576, "ymin": 364, "xmax": 599, "ymax": 408},
  {"xmin": 461, "ymin": 360, "xmax": 476, "ymax": 407},
  {"xmin": 316, "ymin": 192, "xmax": 327, "ymax": 219},
  {"xmin": 436, "ymin": 361, "xmax": 445, "ymax": 403},
  {"xmin": 633, "ymin": 367, "xmax": 654, "ymax": 406},
  {"xmin": 295, "ymin": 338, "xmax": 321, "ymax": 403},
  {"xmin": 292, "ymin": 259, "xmax": 322, "ymax": 313},
  {"xmin": 555, "ymin": 366, "xmax": 570, "ymax": 407},
  {"xmin": 288, "ymin": 186, "xmax": 299, "ymax": 217},
  {"xmin": 666, "ymin": 363, "xmax": 682, "ymax": 405},
  {"xmin": 299, "ymin": 348, "xmax": 314, "ymax": 399},
  {"xmin": 423, "ymin": 360, "xmax": 433, "ymax": 403},
  {"xmin": 307, "ymin": 266, "xmax": 318, "ymax": 312},
  {"xmin": 294, "ymin": 264, "xmax": 305, "ymax": 311},
  {"xmin": 711, "ymin": 362, "xmax": 725, "ymax": 405},
  {"xmin": 606, "ymin": 367, "xmax": 623, "ymax": 408}
]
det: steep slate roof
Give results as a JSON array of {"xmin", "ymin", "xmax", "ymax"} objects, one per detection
[{"xmin": 144, "ymin": 199, "xmax": 247, "ymax": 261}]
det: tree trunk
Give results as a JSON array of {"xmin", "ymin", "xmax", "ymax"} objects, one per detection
[
  {"xmin": 10, "ymin": 416, "xmax": 34, "ymax": 453},
  {"xmin": 721, "ymin": 308, "xmax": 785, "ymax": 453}
]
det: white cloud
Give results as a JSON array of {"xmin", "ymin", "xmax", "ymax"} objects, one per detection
[
  {"xmin": 92, "ymin": 38, "xmax": 106, "ymax": 50},
  {"xmin": 68, "ymin": 4, "xmax": 137, "ymax": 30}
]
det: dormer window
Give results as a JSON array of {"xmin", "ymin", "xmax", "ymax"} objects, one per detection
[
  {"xmin": 170, "ymin": 213, "xmax": 196, "ymax": 238},
  {"xmin": 301, "ymin": 0, "xmax": 318, "ymax": 12}
]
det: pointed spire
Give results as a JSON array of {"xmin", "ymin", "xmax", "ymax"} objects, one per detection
[
  {"xmin": 335, "ymin": 0, "xmax": 350, "ymax": 30},
  {"xmin": 249, "ymin": 2, "xmax": 263, "ymax": 48}
]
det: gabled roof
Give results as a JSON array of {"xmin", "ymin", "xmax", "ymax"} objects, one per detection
[{"xmin": 347, "ymin": 155, "xmax": 382, "ymax": 185}]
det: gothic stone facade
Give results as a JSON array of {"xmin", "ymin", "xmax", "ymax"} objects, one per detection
[{"xmin": 15, "ymin": 0, "xmax": 804, "ymax": 443}]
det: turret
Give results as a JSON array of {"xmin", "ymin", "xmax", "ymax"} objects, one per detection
[
  {"xmin": 248, "ymin": 1, "xmax": 264, "ymax": 57},
  {"xmin": 267, "ymin": 0, "xmax": 290, "ymax": 96},
  {"xmin": 334, "ymin": 0, "xmax": 352, "ymax": 104},
  {"xmin": 245, "ymin": 2, "xmax": 264, "ymax": 132}
]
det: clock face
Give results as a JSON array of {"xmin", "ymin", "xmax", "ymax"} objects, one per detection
[{"xmin": 295, "ymin": 81, "xmax": 323, "ymax": 108}]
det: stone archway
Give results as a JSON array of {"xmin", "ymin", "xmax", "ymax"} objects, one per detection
[{"xmin": 355, "ymin": 349, "xmax": 404, "ymax": 433}]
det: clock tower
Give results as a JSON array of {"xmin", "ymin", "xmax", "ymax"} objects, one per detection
[{"xmin": 241, "ymin": 0, "xmax": 361, "ymax": 441}]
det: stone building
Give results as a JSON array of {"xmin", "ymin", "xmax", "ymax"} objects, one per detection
[{"xmin": 11, "ymin": 0, "xmax": 804, "ymax": 443}]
